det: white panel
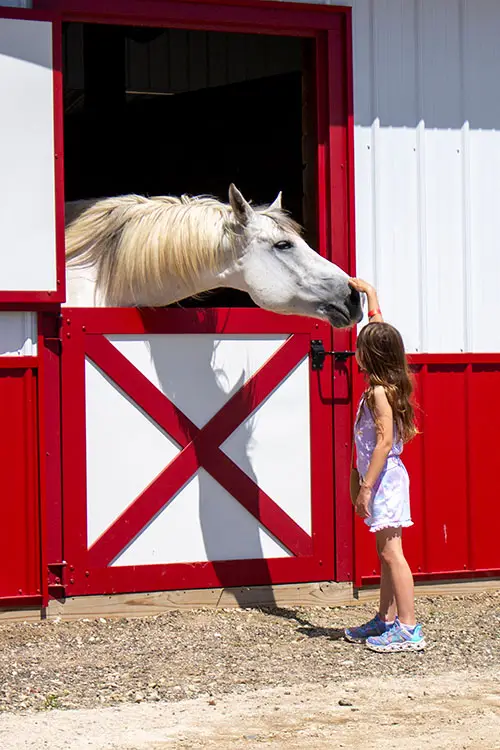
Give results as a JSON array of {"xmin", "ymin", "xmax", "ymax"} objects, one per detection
[
  {"xmin": 112, "ymin": 468, "xmax": 291, "ymax": 566},
  {"xmin": 420, "ymin": 0, "xmax": 466, "ymax": 353},
  {"xmin": 352, "ymin": 0, "xmax": 500, "ymax": 353},
  {"xmin": 222, "ymin": 357, "xmax": 311, "ymax": 534},
  {"xmin": 463, "ymin": 1, "xmax": 500, "ymax": 352},
  {"xmin": 0, "ymin": 312, "xmax": 37, "ymax": 356},
  {"xmin": 0, "ymin": 18, "xmax": 56, "ymax": 291},
  {"xmin": 373, "ymin": 0, "xmax": 421, "ymax": 351},
  {"xmin": 107, "ymin": 334, "xmax": 288, "ymax": 428},
  {"xmin": 85, "ymin": 359, "xmax": 180, "ymax": 547}
]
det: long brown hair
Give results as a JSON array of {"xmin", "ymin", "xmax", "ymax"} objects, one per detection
[{"xmin": 356, "ymin": 323, "xmax": 417, "ymax": 443}]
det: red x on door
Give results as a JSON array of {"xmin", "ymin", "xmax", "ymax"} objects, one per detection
[{"xmin": 60, "ymin": 308, "xmax": 335, "ymax": 596}]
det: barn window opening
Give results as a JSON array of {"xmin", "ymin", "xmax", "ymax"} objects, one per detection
[{"xmin": 62, "ymin": 23, "xmax": 318, "ymax": 307}]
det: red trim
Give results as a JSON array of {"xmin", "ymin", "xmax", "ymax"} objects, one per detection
[
  {"xmin": 38, "ymin": 316, "xmax": 64, "ymax": 606},
  {"xmin": 35, "ymin": 0, "xmax": 348, "ymax": 33},
  {"xmin": 64, "ymin": 308, "xmax": 317, "ymax": 335},
  {"xmin": 66, "ymin": 558, "xmax": 335, "ymax": 597},
  {"xmin": 315, "ymin": 32, "xmax": 329, "ymax": 261},
  {"xmin": 0, "ymin": 595, "xmax": 43, "ymax": 609},
  {"xmin": 360, "ymin": 570, "xmax": 500, "ymax": 586},
  {"xmin": 52, "ymin": 16, "xmax": 66, "ymax": 304},
  {"xmin": 325, "ymin": 19, "xmax": 357, "ymax": 582},
  {"xmin": 0, "ymin": 357, "xmax": 38, "ymax": 369},
  {"xmin": 409, "ymin": 353, "xmax": 500, "ymax": 364}
]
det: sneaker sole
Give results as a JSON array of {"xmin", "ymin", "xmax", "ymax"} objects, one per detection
[{"xmin": 365, "ymin": 639, "xmax": 426, "ymax": 653}]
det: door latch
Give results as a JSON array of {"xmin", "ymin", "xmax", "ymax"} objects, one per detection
[{"xmin": 310, "ymin": 340, "xmax": 356, "ymax": 371}]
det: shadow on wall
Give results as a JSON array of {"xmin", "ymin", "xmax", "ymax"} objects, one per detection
[{"xmin": 145, "ymin": 308, "xmax": 283, "ymax": 609}]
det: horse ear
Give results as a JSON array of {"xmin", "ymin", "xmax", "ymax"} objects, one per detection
[
  {"xmin": 229, "ymin": 184, "xmax": 253, "ymax": 225},
  {"xmin": 269, "ymin": 192, "xmax": 282, "ymax": 211}
]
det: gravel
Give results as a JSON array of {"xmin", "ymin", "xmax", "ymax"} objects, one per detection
[{"xmin": 0, "ymin": 591, "xmax": 498, "ymax": 714}]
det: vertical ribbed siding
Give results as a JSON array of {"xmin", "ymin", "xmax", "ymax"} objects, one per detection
[{"xmin": 352, "ymin": 0, "xmax": 500, "ymax": 353}]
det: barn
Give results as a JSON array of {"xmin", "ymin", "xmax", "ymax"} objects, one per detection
[{"xmin": 0, "ymin": 0, "xmax": 498, "ymax": 616}]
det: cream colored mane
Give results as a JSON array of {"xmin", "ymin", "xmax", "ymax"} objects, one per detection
[{"xmin": 65, "ymin": 193, "xmax": 301, "ymax": 306}]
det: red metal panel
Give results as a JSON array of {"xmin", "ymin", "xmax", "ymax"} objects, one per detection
[
  {"xmin": 354, "ymin": 360, "xmax": 500, "ymax": 586},
  {"xmin": 467, "ymin": 363, "xmax": 500, "ymax": 571},
  {"xmin": 419, "ymin": 365, "xmax": 469, "ymax": 573},
  {"xmin": 60, "ymin": 309, "xmax": 335, "ymax": 596},
  {"xmin": 0, "ymin": 368, "xmax": 41, "ymax": 601}
]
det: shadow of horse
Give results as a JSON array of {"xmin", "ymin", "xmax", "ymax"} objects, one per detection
[{"xmin": 145, "ymin": 307, "xmax": 283, "ymax": 610}]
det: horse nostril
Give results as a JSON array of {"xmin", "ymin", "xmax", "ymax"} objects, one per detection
[{"xmin": 349, "ymin": 287, "xmax": 361, "ymax": 307}]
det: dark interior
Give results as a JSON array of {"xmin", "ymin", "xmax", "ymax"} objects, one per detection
[{"xmin": 62, "ymin": 24, "xmax": 317, "ymax": 307}]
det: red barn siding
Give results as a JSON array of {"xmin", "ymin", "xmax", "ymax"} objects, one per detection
[
  {"xmin": 0, "ymin": 368, "xmax": 41, "ymax": 603},
  {"xmin": 354, "ymin": 360, "xmax": 500, "ymax": 586}
]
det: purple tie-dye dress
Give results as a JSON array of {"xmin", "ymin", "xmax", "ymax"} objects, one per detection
[{"xmin": 355, "ymin": 397, "xmax": 413, "ymax": 533}]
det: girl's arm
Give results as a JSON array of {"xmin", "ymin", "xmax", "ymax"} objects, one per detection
[
  {"xmin": 355, "ymin": 386, "xmax": 394, "ymax": 518},
  {"xmin": 348, "ymin": 279, "xmax": 384, "ymax": 323}
]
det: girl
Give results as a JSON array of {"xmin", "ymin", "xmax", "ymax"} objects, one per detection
[{"xmin": 344, "ymin": 279, "xmax": 425, "ymax": 653}]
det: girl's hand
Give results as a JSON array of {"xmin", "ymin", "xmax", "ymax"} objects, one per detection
[
  {"xmin": 349, "ymin": 278, "xmax": 383, "ymax": 323},
  {"xmin": 349, "ymin": 278, "xmax": 375, "ymax": 296},
  {"xmin": 355, "ymin": 486, "xmax": 372, "ymax": 519}
]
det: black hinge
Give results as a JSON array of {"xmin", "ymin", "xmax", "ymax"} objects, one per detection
[{"xmin": 310, "ymin": 340, "xmax": 356, "ymax": 371}]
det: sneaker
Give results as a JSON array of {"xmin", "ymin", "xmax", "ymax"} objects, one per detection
[
  {"xmin": 344, "ymin": 613, "xmax": 391, "ymax": 643},
  {"xmin": 365, "ymin": 619, "xmax": 426, "ymax": 653}
]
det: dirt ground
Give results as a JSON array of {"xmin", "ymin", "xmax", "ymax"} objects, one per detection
[{"xmin": 0, "ymin": 591, "xmax": 498, "ymax": 749}]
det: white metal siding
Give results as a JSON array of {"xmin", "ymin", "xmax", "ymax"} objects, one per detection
[
  {"xmin": 352, "ymin": 0, "xmax": 500, "ymax": 353},
  {"xmin": 0, "ymin": 18, "xmax": 56, "ymax": 292},
  {"xmin": 275, "ymin": 0, "xmax": 500, "ymax": 353},
  {"xmin": 0, "ymin": 312, "xmax": 37, "ymax": 356}
]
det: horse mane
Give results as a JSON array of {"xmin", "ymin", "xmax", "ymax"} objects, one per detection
[{"xmin": 65, "ymin": 193, "xmax": 301, "ymax": 306}]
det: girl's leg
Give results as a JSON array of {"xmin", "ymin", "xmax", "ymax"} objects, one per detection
[
  {"xmin": 378, "ymin": 562, "xmax": 397, "ymax": 623},
  {"xmin": 376, "ymin": 535, "xmax": 397, "ymax": 622},
  {"xmin": 376, "ymin": 528, "xmax": 415, "ymax": 626}
]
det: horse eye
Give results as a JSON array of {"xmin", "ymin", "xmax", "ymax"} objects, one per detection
[{"xmin": 274, "ymin": 240, "xmax": 293, "ymax": 251}]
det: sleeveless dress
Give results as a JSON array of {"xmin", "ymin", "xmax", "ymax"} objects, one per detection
[{"xmin": 354, "ymin": 398, "xmax": 413, "ymax": 533}]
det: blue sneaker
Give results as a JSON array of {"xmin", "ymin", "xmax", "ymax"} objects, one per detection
[
  {"xmin": 344, "ymin": 613, "xmax": 391, "ymax": 643},
  {"xmin": 365, "ymin": 619, "xmax": 426, "ymax": 653}
]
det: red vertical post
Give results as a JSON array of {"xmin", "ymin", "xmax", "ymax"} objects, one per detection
[{"xmin": 327, "ymin": 15, "xmax": 357, "ymax": 582}]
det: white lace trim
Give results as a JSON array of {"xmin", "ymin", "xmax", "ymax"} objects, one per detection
[{"xmin": 368, "ymin": 520, "xmax": 414, "ymax": 533}]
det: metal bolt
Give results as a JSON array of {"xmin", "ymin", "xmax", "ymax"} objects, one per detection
[
  {"xmin": 18, "ymin": 589, "xmax": 22, "ymax": 594},
  {"xmin": 82, "ymin": 326, "xmax": 86, "ymax": 332},
  {"xmin": 69, "ymin": 565, "xmax": 74, "ymax": 572},
  {"xmin": 66, "ymin": 319, "xmax": 71, "ymax": 324},
  {"xmin": 66, "ymin": 332, "xmax": 71, "ymax": 338},
  {"xmin": 85, "ymin": 571, "xmax": 90, "ymax": 577},
  {"xmin": 69, "ymin": 578, "xmax": 75, "ymax": 585}
]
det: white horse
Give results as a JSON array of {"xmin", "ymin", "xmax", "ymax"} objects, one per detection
[{"xmin": 64, "ymin": 184, "xmax": 362, "ymax": 328}]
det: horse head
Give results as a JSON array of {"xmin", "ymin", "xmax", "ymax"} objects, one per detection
[{"xmin": 223, "ymin": 185, "xmax": 362, "ymax": 328}]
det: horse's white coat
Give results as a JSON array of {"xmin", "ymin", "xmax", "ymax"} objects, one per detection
[{"xmin": 65, "ymin": 186, "xmax": 362, "ymax": 328}]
